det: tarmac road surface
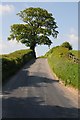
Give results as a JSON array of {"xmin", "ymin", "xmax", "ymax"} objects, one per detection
[{"xmin": 2, "ymin": 58, "xmax": 79, "ymax": 118}]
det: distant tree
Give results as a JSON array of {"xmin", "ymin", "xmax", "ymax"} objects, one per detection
[
  {"xmin": 8, "ymin": 7, "xmax": 59, "ymax": 58},
  {"xmin": 61, "ymin": 42, "xmax": 72, "ymax": 50}
]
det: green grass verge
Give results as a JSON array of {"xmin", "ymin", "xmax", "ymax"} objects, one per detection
[
  {"xmin": 70, "ymin": 50, "xmax": 80, "ymax": 58},
  {"xmin": 1, "ymin": 49, "xmax": 34, "ymax": 84},
  {"xmin": 45, "ymin": 46, "xmax": 80, "ymax": 89},
  {"xmin": 37, "ymin": 55, "xmax": 46, "ymax": 58}
]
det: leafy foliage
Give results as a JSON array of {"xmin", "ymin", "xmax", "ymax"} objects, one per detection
[
  {"xmin": 61, "ymin": 42, "xmax": 72, "ymax": 50},
  {"xmin": 8, "ymin": 7, "xmax": 59, "ymax": 57}
]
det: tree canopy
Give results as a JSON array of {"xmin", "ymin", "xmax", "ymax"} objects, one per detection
[
  {"xmin": 61, "ymin": 42, "xmax": 72, "ymax": 50},
  {"xmin": 8, "ymin": 7, "xmax": 59, "ymax": 57}
]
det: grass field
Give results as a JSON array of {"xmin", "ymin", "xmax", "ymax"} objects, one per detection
[
  {"xmin": 45, "ymin": 46, "xmax": 80, "ymax": 89},
  {"xmin": 70, "ymin": 50, "xmax": 80, "ymax": 58},
  {"xmin": 1, "ymin": 49, "xmax": 34, "ymax": 84}
]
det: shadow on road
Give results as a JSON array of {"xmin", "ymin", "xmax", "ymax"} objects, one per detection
[
  {"xmin": 2, "ymin": 58, "xmax": 79, "ymax": 118},
  {"xmin": 2, "ymin": 96, "xmax": 79, "ymax": 118},
  {"xmin": 2, "ymin": 59, "xmax": 59, "ymax": 93},
  {"xmin": 2, "ymin": 75, "xmax": 59, "ymax": 94}
]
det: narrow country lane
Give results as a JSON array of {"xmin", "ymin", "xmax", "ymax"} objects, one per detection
[{"xmin": 2, "ymin": 58, "xmax": 79, "ymax": 118}]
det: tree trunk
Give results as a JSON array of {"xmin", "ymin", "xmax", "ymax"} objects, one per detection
[{"xmin": 30, "ymin": 45, "xmax": 36, "ymax": 58}]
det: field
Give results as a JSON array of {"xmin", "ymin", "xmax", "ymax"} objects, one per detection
[
  {"xmin": 1, "ymin": 49, "xmax": 34, "ymax": 84},
  {"xmin": 45, "ymin": 46, "xmax": 80, "ymax": 89},
  {"xmin": 70, "ymin": 50, "xmax": 80, "ymax": 58}
]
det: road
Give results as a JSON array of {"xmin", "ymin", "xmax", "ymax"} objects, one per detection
[{"xmin": 2, "ymin": 58, "xmax": 79, "ymax": 118}]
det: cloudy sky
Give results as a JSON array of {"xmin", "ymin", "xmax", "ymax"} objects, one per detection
[{"xmin": 0, "ymin": 2, "xmax": 78, "ymax": 57}]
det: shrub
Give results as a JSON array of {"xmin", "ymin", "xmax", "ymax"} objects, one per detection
[
  {"xmin": 2, "ymin": 49, "xmax": 34, "ymax": 83},
  {"xmin": 61, "ymin": 42, "xmax": 72, "ymax": 50}
]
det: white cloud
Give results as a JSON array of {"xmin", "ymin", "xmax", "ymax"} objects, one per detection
[
  {"xmin": 66, "ymin": 33, "xmax": 78, "ymax": 50},
  {"xmin": 57, "ymin": 28, "xmax": 78, "ymax": 50},
  {"xmin": 67, "ymin": 28, "xmax": 78, "ymax": 43},
  {"xmin": 70, "ymin": 28, "xmax": 77, "ymax": 34},
  {"xmin": 0, "ymin": 4, "xmax": 15, "ymax": 15},
  {"xmin": 68, "ymin": 34, "xmax": 78, "ymax": 41},
  {"xmin": 61, "ymin": 28, "xmax": 78, "ymax": 50},
  {"xmin": 0, "ymin": 40, "xmax": 28, "ymax": 54},
  {"xmin": 0, "ymin": 40, "xmax": 2, "ymax": 53}
]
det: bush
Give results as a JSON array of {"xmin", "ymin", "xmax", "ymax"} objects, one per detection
[
  {"xmin": 2, "ymin": 49, "xmax": 34, "ymax": 83},
  {"xmin": 61, "ymin": 42, "xmax": 72, "ymax": 50}
]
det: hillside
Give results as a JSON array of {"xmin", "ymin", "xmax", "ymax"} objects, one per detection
[
  {"xmin": 45, "ymin": 46, "xmax": 80, "ymax": 89},
  {"xmin": 1, "ymin": 49, "xmax": 34, "ymax": 83},
  {"xmin": 70, "ymin": 50, "xmax": 80, "ymax": 58}
]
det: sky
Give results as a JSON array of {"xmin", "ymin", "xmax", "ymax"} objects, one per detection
[
  {"xmin": 0, "ymin": 2, "xmax": 78, "ymax": 57},
  {"xmin": 1, "ymin": 0, "xmax": 79, "ymax": 2}
]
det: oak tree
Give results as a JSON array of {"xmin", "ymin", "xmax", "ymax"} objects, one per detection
[{"xmin": 8, "ymin": 7, "xmax": 59, "ymax": 58}]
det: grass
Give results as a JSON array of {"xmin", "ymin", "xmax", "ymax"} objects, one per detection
[
  {"xmin": 70, "ymin": 50, "xmax": 80, "ymax": 58},
  {"xmin": 1, "ymin": 49, "xmax": 34, "ymax": 84},
  {"xmin": 37, "ymin": 55, "xmax": 45, "ymax": 58},
  {"xmin": 45, "ymin": 46, "xmax": 79, "ymax": 89}
]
